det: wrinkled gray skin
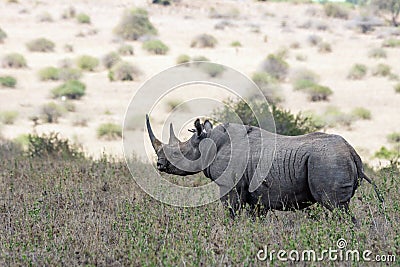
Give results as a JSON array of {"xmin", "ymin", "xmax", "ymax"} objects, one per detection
[{"xmin": 146, "ymin": 115, "xmax": 382, "ymax": 221}]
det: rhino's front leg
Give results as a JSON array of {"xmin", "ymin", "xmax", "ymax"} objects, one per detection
[{"xmin": 220, "ymin": 187, "xmax": 241, "ymax": 219}]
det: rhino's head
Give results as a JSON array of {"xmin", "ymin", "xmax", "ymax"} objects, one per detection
[{"xmin": 146, "ymin": 115, "xmax": 214, "ymax": 176}]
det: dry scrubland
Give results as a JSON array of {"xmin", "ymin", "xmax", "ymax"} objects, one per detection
[{"xmin": 0, "ymin": 0, "xmax": 400, "ymax": 265}]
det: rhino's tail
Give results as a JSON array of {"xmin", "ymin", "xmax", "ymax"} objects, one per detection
[
  {"xmin": 352, "ymin": 150, "xmax": 385, "ymax": 203},
  {"xmin": 360, "ymin": 172, "xmax": 385, "ymax": 203}
]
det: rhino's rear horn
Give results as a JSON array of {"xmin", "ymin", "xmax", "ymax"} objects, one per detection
[{"xmin": 146, "ymin": 114, "xmax": 162, "ymax": 151}]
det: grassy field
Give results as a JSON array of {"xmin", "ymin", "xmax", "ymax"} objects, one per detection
[{"xmin": 0, "ymin": 138, "xmax": 398, "ymax": 266}]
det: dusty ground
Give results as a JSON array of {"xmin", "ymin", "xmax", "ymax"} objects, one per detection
[{"xmin": 0, "ymin": 0, "xmax": 399, "ymax": 166}]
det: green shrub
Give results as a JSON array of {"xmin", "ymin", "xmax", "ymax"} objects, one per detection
[
  {"xmin": 63, "ymin": 101, "xmax": 76, "ymax": 112},
  {"xmin": 76, "ymin": 13, "xmax": 91, "ymax": 24},
  {"xmin": 230, "ymin": 41, "xmax": 242, "ymax": 47},
  {"xmin": 351, "ymin": 107, "xmax": 371, "ymax": 120},
  {"xmin": 318, "ymin": 42, "xmax": 332, "ymax": 53},
  {"xmin": 109, "ymin": 61, "xmax": 141, "ymax": 81},
  {"xmin": 97, "ymin": 123, "xmax": 122, "ymax": 140},
  {"xmin": 64, "ymin": 44, "xmax": 74, "ymax": 53},
  {"xmin": 252, "ymin": 72, "xmax": 284, "ymax": 104},
  {"xmin": 307, "ymin": 84, "xmax": 333, "ymax": 101},
  {"xmin": 0, "ymin": 110, "xmax": 18, "ymax": 124},
  {"xmin": 0, "ymin": 76, "xmax": 17, "ymax": 88},
  {"xmin": 27, "ymin": 132, "xmax": 83, "ymax": 159},
  {"xmin": 26, "ymin": 37, "xmax": 55, "ymax": 52},
  {"xmin": 213, "ymin": 99, "xmax": 321, "ymax": 135},
  {"xmin": 118, "ymin": 44, "xmax": 134, "ymax": 55},
  {"xmin": 368, "ymin": 48, "xmax": 387, "ymax": 58},
  {"xmin": 387, "ymin": 132, "xmax": 400, "ymax": 143},
  {"xmin": 40, "ymin": 102, "xmax": 65, "ymax": 123},
  {"xmin": 142, "ymin": 40, "xmax": 169, "ymax": 55},
  {"xmin": 102, "ymin": 52, "xmax": 121, "ymax": 69},
  {"xmin": 382, "ymin": 38, "xmax": 400, "ymax": 48},
  {"xmin": 2, "ymin": 53, "xmax": 27, "ymax": 68},
  {"xmin": 38, "ymin": 67, "xmax": 60, "ymax": 81},
  {"xmin": 372, "ymin": 64, "xmax": 391, "ymax": 77},
  {"xmin": 76, "ymin": 55, "xmax": 99, "ymax": 71},
  {"xmin": 200, "ymin": 63, "xmax": 225, "ymax": 78},
  {"xmin": 347, "ymin": 64, "xmax": 367, "ymax": 80},
  {"xmin": 114, "ymin": 8, "xmax": 157, "ymax": 41},
  {"xmin": 52, "ymin": 80, "xmax": 86, "ymax": 99},
  {"xmin": 295, "ymin": 54, "xmax": 307, "ymax": 61},
  {"xmin": 191, "ymin": 56, "xmax": 210, "ymax": 62},
  {"xmin": 324, "ymin": 3, "xmax": 349, "ymax": 19},
  {"xmin": 176, "ymin": 54, "xmax": 190, "ymax": 64},
  {"xmin": 374, "ymin": 146, "xmax": 400, "ymax": 165},
  {"xmin": 395, "ymin": 83, "xmax": 400, "ymax": 93},
  {"xmin": 58, "ymin": 68, "xmax": 82, "ymax": 81},
  {"xmin": 323, "ymin": 106, "xmax": 355, "ymax": 127},
  {"xmin": 260, "ymin": 54, "xmax": 289, "ymax": 81},
  {"xmin": 291, "ymin": 68, "xmax": 319, "ymax": 90},
  {"xmin": 0, "ymin": 27, "xmax": 7, "ymax": 43},
  {"xmin": 191, "ymin": 34, "xmax": 218, "ymax": 48}
]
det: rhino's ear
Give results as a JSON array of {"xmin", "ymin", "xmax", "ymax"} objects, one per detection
[
  {"xmin": 194, "ymin": 118, "xmax": 203, "ymax": 136},
  {"xmin": 203, "ymin": 120, "xmax": 213, "ymax": 133}
]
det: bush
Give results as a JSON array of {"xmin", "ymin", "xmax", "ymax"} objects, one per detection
[
  {"xmin": 76, "ymin": 13, "xmax": 90, "ymax": 24},
  {"xmin": 27, "ymin": 132, "xmax": 83, "ymax": 159},
  {"xmin": 200, "ymin": 63, "xmax": 225, "ymax": 78},
  {"xmin": 52, "ymin": 80, "xmax": 86, "ymax": 99},
  {"xmin": 61, "ymin": 6, "xmax": 76, "ymax": 19},
  {"xmin": 76, "ymin": 55, "xmax": 99, "ymax": 71},
  {"xmin": 0, "ymin": 111, "xmax": 18, "ymax": 124},
  {"xmin": 213, "ymin": 99, "xmax": 321, "ymax": 136},
  {"xmin": 368, "ymin": 48, "xmax": 387, "ymax": 58},
  {"xmin": 351, "ymin": 107, "xmax": 371, "ymax": 120},
  {"xmin": 260, "ymin": 54, "xmax": 289, "ymax": 81},
  {"xmin": 102, "ymin": 52, "xmax": 121, "ymax": 69},
  {"xmin": 38, "ymin": 67, "xmax": 60, "ymax": 81},
  {"xmin": 318, "ymin": 42, "xmax": 332, "ymax": 53},
  {"xmin": 191, "ymin": 56, "xmax": 210, "ymax": 62},
  {"xmin": 307, "ymin": 34, "xmax": 322, "ymax": 46},
  {"xmin": 109, "ymin": 61, "xmax": 141, "ymax": 81},
  {"xmin": 230, "ymin": 41, "xmax": 242, "ymax": 47},
  {"xmin": 40, "ymin": 102, "xmax": 65, "ymax": 123},
  {"xmin": 191, "ymin": 34, "xmax": 218, "ymax": 48},
  {"xmin": 59, "ymin": 68, "xmax": 82, "ymax": 81},
  {"xmin": 347, "ymin": 64, "xmax": 367, "ymax": 80},
  {"xmin": 118, "ymin": 44, "xmax": 134, "ymax": 55},
  {"xmin": 295, "ymin": 54, "xmax": 307, "ymax": 61},
  {"xmin": 114, "ymin": 8, "xmax": 157, "ymax": 41},
  {"xmin": 37, "ymin": 12, "xmax": 53, "ymax": 22},
  {"xmin": 387, "ymin": 132, "xmax": 400, "ymax": 143},
  {"xmin": 291, "ymin": 68, "xmax": 319, "ymax": 90},
  {"xmin": 374, "ymin": 146, "xmax": 400, "ymax": 165},
  {"xmin": 0, "ymin": 76, "xmax": 17, "ymax": 88},
  {"xmin": 64, "ymin": 44, "xmax": 74, "ymax": 53},
  {"xmin": 97, "ymin": 123, "xmax": 122, "ymax": 140},
  {"xmin": 0, "ymin": 27, "xmax": 7, "ymax": 43},
  {"xmin": 176, "ymin": 54, "xmax": 190, "ymax": 64},
  {"xmin": 324, "ymin": 3, "xmax": 349, "ymax": 19},
  {"xmin": 307, "ymin": 84, "xmax": 333, "ymax": 101},
  {"xmin": 323, "ymin": 106, "xmax": 355, "ymax": 127},
  {"xmin": 26, "ymin": 38, "xmax": 55, "ymax": 52},
  {"xmin": 252, "ymin": 72, "xmax": 284, "ymax": 104},
  {"xmin": 152, "ymin": 0, "xmax": 171, "ymax": 5},
  {"xmin": 395, "ymin": 83, "xmax": 400, "ymax": 93},
  {"xmin": 2, "ymin": 53, "xmax": 27, "ymax": 68},
  {"xmin": 372, "ymin": 64, "xmax": 391, "ymax": 77},
  {"xmin": 142, "ymin": 40, "xmax": 169, "ymax": 55},
  {"xmin": 382, "ymin": 38, "xmax": 400, "ymax": 48}
]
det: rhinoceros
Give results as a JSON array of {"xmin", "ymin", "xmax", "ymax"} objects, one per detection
[{"xmin": 146, "ymin": 115, "xmax": 383, "ymax": 221}]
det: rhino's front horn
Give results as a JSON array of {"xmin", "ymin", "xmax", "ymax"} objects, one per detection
[
  {"xmin": 169, "ymin": 123, "xmax": 180, "ymax": 144},
  {"xmin": 146, "ymin": 114, "xmax": 162, "ymax": 151}
]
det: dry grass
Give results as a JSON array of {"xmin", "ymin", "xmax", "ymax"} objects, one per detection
[{"xmin": 0, "ymin": 142, "xmax": 398, "ymax": 266}]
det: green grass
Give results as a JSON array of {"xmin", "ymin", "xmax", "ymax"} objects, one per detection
[
  {"xmin": 0, "ymin": 139, "xmax": 398, "ymax": 266},
  {"xmin": 76, "ymin": 13, "xmax": 91, "ymax": 24},
  {"xmin": 176, "ymin": 54, "xmax": 191, "ymax": 64},
  {"xmin": 372, "ymin": 64, "xmax": 391, "ymax": 77},
  {"xmin": 51, "ymin": 80, "xmax": 86, "ymax": 100},
  {"xmin": 76, "ymin": 55, "xmax": 99, "ymax": 71},
  {"xmin": 142, "ymin": 39, "xmax": 169, "ymax": 55},
  {"xmin": 382, "ymin": 38, "xmax": 400, "ymax": 48},
  {"xmin": 351, "ymin": 107, "xmax": 371, "ymax": 120},
  {"xmin": 0, "ymin": 110, "xmax": 18, "ymax": 124},
  {"xmin": 0, "ymin": 75, "xmax": 17, "ymax": 88},
  {"xmin": 97, "ymin": 123, "xmax": 122, "ymax": 140},
  {"xmin": 38, "ymin": 67, "xmax": 60, "ymax": 81},
  {"xmin": 347, "ymin": 64, "xmax": 367, "ymax": 80},
  {"xmin": 230, "ymin": 41, "xmax": 242, "ymax": 47},
  {"xmin": 394, "ymin": 83, "xmax": 400, "ymax": 93},
  {"xmin": 2, "ymin": 53, "xmax": 27, "ymax": 68},
  {"xmin": 368, "ymin": 48, "xmax": 387, "ymax": 58}
]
